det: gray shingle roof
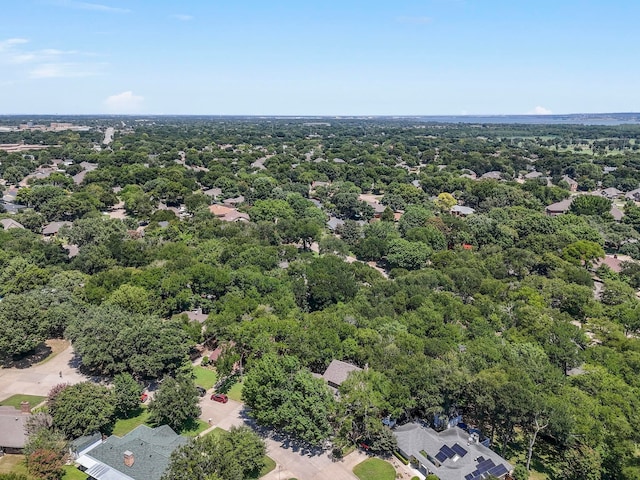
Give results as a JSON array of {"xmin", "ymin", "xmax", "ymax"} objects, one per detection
[
  {"xmin": 394, "ymin": 423, "xmax": 513, "ymax": 480},
  {"xmin": 79, "ymin": 425, "xmax": 187, "ymax": 480},
  {"xmin": 322, "ymin": 360, "xmax": 362, "ymax": 388},
  {"xmin": 0, "ymin": 406, "xmax": 29, "ymax": 449}
]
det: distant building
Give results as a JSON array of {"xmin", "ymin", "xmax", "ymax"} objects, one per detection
[
  {"xmin": 394, "ymin": 423, "xmax": 513, "ymax": 480},
  {"xmin": 450, "ymin": 205, "xmax": 475, "ymax": 217},
  {"xmin": 208, "ymin": 204, "xmax": 249, "ymax": 222},
  {"xmin": 42, "ymin": 221, "xmax": 72, "ymax": 237},
  {"xmin": 75, "ymin": 425, "xmax": 187, "ymax": 480},
  {"xmin": 545, "ymin": 198, "xmax": 573, "ymax": 216},
  {"xmin": 0, "ymin": 218, "xmax": 25, "ymax": 230},
  {"xmin": 322, "ymin": 359, "xmax": 362, "ymax": 390},
  {"xmin": 601, "ymin": 187, "xmax": 623, "ymax": 199},
  {"xmin": 561, "ymin": 175, "xmax": 578, "ymax": 192},
  {"xmin": 479, "ymin": 171, "xmax": 503, "ymax": 180}
]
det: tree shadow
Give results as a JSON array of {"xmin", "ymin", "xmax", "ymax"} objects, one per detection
[
  {"xmin": 1, "ymin": 342, "xmax": 53, "ymax": 368},
  {"xmin": 238, "ymin": 407, "xmax": 326, "ymax": 458}
]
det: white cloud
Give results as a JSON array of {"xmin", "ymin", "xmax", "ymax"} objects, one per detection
[
  {"xmin": 396, "ymin": 16, "xmax": 432, "ymax": 25},
  {"xmin": 530, "ymin": 106, "xmax": 553, "ymax": 115},
  {"xmin": 0, "ymin": 38, "xmax": 28, "ymax": 51},
  {"xmin": 103, "ymin": 91, "xmax": 144, "ymax": 113},
  {"xmin": 171, "ymin": 14, "xmax": 193, "ymax": 21},
  {"xmin": 52, "ymin": 0, "xmax": 130, "ymax": 13},
  {"xmin": 29, "ymin": 62, "xmax": 102, "ymax": 78}
]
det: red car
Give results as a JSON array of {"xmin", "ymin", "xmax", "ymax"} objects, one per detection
[
  {"xmin": 140, "ymin": 393, "xmax": 148, "ymax": 403},
  {"xmin": 210, "ymin": 393, "xmax": 228, "ymax": 403}
]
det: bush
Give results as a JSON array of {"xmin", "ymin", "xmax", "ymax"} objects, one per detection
[
  {"xmin": 393, "ymin": 451, "xmax": 409, "ymax": 465},
  {"xmin": 201, "ymin": 355, "xmax": 209, "ymax": 366}
]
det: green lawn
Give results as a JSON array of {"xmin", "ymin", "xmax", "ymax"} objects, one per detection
[
  {"xmin": 62, "ymin": 465, "xmax": 89, "ymax": 479},
  {"xmin": 353, "ymin": 458, "xmax": 396, "ymax": 480},
  {"xmin": 112, "ymin": 408, "xmax": 151, "ymax": 436},
  {"xmin": 247, "ymin": 455, "xmax": 276, "ymax": 479},
  {"xmin": 181, "ymin": 419, "xmax": 210, "ymax": 437},
  {"xmin": 0, "ymin": 394, "xmax": 46, "ymax": 409},
  {"xmin": 0, "ymin": 455, "xmax": 29, "ymax": 476},
  {"xmin": 193, "ymin": 365, "xmax": 218, "ymax": 389},
  {"xmin": 226, "ymin": 380, "xmax": 244, "ymax": 402}
]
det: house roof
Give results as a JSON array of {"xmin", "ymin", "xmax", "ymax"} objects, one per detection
[
  {"xmin": 394, "ymin": 423, "xmax": 513, "ymax": 480},
  {"xmin": 77, "ymin": 425, "xmax": 187, "ymax": 480},
  {"xmin": 0, "ymin": 218, "xmax": 24, "ymax": 230},
  {"xmin": 0, "ymin": 406, "xmax": 30, "ymax": 449},
  {"xmin": 626, "ymin": 188, "xmax": 640, "ymax": 200},
  {"xmin": 545, "ymin": 198, "xmax": 573, "ymax": 214},
  {"xmin": 450, "ymin": 205, "xmax": 475, "ymax": 216},
  {"xmin": 203, "ymin": 187, "xmax": 223, "ymax": 198},
  {"xmin": 480, "ymin": 171, "xmax": 502, "ymax": 180},
  {"xmin": 223, "ymin": 195, "xmax": 245, "ymax": 206},
  {"xmin": 562, "ymin": 175, "xmax": 578, "ymax": 185},
  {"xmin": 322, "ymin": 360, "xmax": 362, "ymax": 387},
  {"xmin": 602, "ymin": 187, "xmax": 623, "ymax": 197},
  {"xmin": 208, "ymin": 204, "xmax": 234, "ymax": 217},
  {"xmin": 610, "ymin": 206, "xmax": 625, "ymax": 221},
  {"xmin": 42, "ymin": 221, "xmax": 72, "ymax": 235}
]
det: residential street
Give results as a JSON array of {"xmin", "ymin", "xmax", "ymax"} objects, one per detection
[
  {"xmin": 199, "ymin": 396, "xmax": 365, "ymax": 479},
  {"xmin": 0, "ymin": 344, "xmax": 88, "ymax": 402}
]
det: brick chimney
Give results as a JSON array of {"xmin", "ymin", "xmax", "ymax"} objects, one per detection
[
  {"xmin": 123, "ymin": 451, "xmax": 134, "ymax": 467},
  {"xmin": 20, "ymin": 401, "xmax": 31, "ymax": 414}
]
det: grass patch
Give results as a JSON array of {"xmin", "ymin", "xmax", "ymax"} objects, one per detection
[
  {"xmin": 112, "ymin": 408, "xmax": 150, "ymax": 436},
  {"xmin": 62, "ymin": 465, "xmax": 89, "ymax": 479},
  {"xmin": 36, "ymin": 339, "xmax": 70, "ymax": 366},
  {"xmin": 0, "ymin": 394, "xmax": 46, "ymax": 409},
  {"xmin": 180, "ymin": 419, "xmax": 210, "ymax": 437},
  {"xmin": 193, "ymin": 365, "xmax": 218, "ymax": 389},
  {"xmin": 247, "ymin": 455, "xmax": 276, "ymax": 479},
  {"xmin": 0, "ymin": 454, "xmax": 29, "ymax": 476},
  {"xmin": 353, "ymin": 458, "xmax": 396, "ymax": 480},
  {"xmin": 226, "ymin": 380, "xmax": 244, "ymax": 402}
]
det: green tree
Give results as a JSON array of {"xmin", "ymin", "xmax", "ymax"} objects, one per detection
[
  {"xmin": 569, "ymin": 195, "xmax": 611, "ymax": 216},
  {"xmin": 242, "ymin": 354, "xmax": 334, "ymax": 446},
  {"xmin": 161, "ymin": 426, "xmax": 265, "ymax": 480},
  {"xmin": 50, "ymin": 382, "xmax": 115, "ymax": 438},
  {"xmin": 563, "ymin": 240, "xmax": 604, "ymax": 268},
  {"xmin": 386, "ymin": 239, "xmax": 431, "ymax": 270},
  {"xmin": 148, "ymin": 375, "xmax": 201, "ymax": 432},
  {"xmin": 560, "ymin": 445, "xmax": 602, "ymax": 480},
  {"xmin": 113, "ymin": 373, "xmax": 142, "ymax": 417}
]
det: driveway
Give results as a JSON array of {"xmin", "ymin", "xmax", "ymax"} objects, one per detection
[
  {"xmin": 0, "ymin": 344, "xmax": 88, "ymax": 402},
  {"xmin": 198, "ymin": 397, "xmax": 364, "ymax": 480}
]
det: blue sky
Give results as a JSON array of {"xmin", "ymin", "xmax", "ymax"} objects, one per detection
[{"xmin": 0, "ymin": 0, "xmax": 638, "ymax": 115}]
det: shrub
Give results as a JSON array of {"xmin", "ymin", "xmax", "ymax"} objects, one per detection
[{"xmin": 393, "ymin": 451, "xmax": 409, "ymax": 465}]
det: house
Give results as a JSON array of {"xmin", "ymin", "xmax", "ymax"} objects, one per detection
[
  {"xmin": 322, "ymin": 359, "xmax": 362, "ymax": 390},
  {"xmin": 208, "ymin": 204, "xmax": 250, "ymax": 222},
  {"xmin": 450, "ymin": 205, "xmax": 475, "ymax": 217},
  {"xmin": 42, "ymin": 221, "xmax": 72, "ymax": 237},
  {"xmin": 0, "ymin": 218, "xmax": 24, "ymax": 230},
  {"xmin": 602, "ymin": 187, "xmax": 623, "ymax": 199},
  {"xmin": 610, "ymin": 206, "xmax": 625, "ymax": 222},
  {"xmin": 203, "ymin": 187, "xmax": 223, "ymax": 199},
  {"xmin": 545, "ymin": 198, "xmax": 573, "ymax": 216},
  {"xmin": 625, "ymin": 188, "xmax": 640, "ymax": 202},
  {"xmin": 479, "ymin": 171, "xmax": 503, "ymax": 180},
  {"xmin": 178, "ymin": 308, "xmax": 209, "ymax": 324},
  {"xmin": 394, "ymin": 423, "xmax": 513, "ymax": 480},
  {"xmin": 0, "ymin": 403, "xmax": 32, "ymax": 453},
  {"xmin": 561, "ymin": 175, "xmax": 578, "ymax": 192},
  {"xmin": 222, "ymin": 196, "xmax": 245, "ymax": 206},
  {"xmin": 327, "ymin": 216, "xmax": 345, "ymax": 232},
  {"xmin": 75, "ymin": 425, "xmax": 187, "ymax": 480},
  {"xmin": 523, "ymin": 171, "xmax": 543, "ymax": 180}
]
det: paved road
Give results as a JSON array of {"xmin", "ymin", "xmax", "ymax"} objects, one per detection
[
  {"xmin": 199, "ymin": 396, "xmax": 363, "ymax": 480},
  {"xmin": 0, "ymin": 346, "xmax": 88, "ymax": 402},
  {"xmin": 103, "ymin": 127, "xmax": 115, "ymax": 145}
]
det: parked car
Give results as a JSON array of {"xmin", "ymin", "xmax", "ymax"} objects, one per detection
[
  {"xmin": 210, "ymin": 393, "xmax": 228, "ymax": 403},
  {"xmin": 140, "ymin": 393, "xmax": 148, "ymax": 403},
  {"xmin": 196, "ymin": 386, "xmax": 207, "ymax": 397}
]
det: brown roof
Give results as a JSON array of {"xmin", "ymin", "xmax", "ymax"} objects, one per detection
[
  {"xmin": 0, "ymin": 406, "xmax": 29, "ymax": 449},
  {"xmin": 208, "ymin": 204, "xmax": 234, "ymax": 217},
  {"xmin": 322, "ymin": 360, "xmax": 362, "ymax": 387}
]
